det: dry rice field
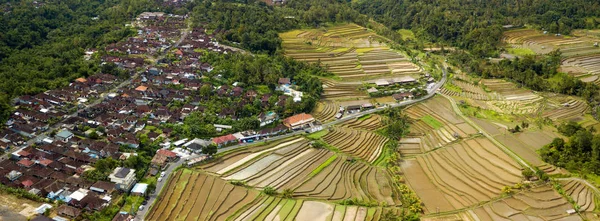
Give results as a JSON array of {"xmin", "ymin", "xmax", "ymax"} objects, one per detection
[
  {"xmin": 146, "ymin": 170, "xmax": 259, "ymax": 221},
  {"xmin": 400, "ymin": 96, "xmax": 478, "ymax": 156},
  {"xmin": 233, "ymin": 196, "xmax": 403, "ymax": 221},
  {"xmin": 148, "ymin": 169, "xmax": 404, "ymax": 221},
  {"xmin": 401, "ymin": 137, "xmax": 523, "ymax": 213},
  {"xmin": 427, "ymin": 185, "xmax": 584, "ymax": 220},
  {"xmin": 322, "ymin": 127, "xmax": 388, "ymax": 162},
  {"xmin": 200, "ymin": 137, "xmax": 399, "ymax": 205},
  {"xmin": 312, "ymin": 100, "xmax": 340, "ymax": 122},
  {"xmin": 280, "ymin": 24, "xmax": 422, "ymax": 100},
  {"xmin": 542, "ymin": 96, "xmax": 589, "ymax": 121},
  {"xmin": 469, "ymin": 185, "xmax": 582, "ymax": 221},
  {"xmin": 560, "ymin": 179, "xmax": 598, "ymax": 213},
  {"xmin": 480, "ymin": 79, "xmax": 544, "ymax": 115},
  {"xmin": 340, "ymin": 114, "xmax": 384, "ymax": 131},
  {"xmin": 503, "ymin": 29, "xmax": 600, "ymax": 57}
]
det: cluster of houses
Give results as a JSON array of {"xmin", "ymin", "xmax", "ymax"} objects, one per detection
[
  {"xmin": 0, "ymin": 73, "xmax": 121, "ymax": 152},
  {"xmin": 0, "ymin": 10, "xmax": 323, "ymax": 221}
]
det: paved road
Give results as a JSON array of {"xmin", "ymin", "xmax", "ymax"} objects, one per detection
[{"xmin": 135, "ymin": 156, "xmax": 187, "ymax": 220}]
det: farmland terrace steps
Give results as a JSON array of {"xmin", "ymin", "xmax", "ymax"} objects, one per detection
[
  {"xmin": 561, "ymin": 179, "xmax": 597, "ymax": 212},
  {"xmin": 341, "ymin": 115, "xmax": 384, "ymax": 131},
  {"xmin": 223, "ymin": 140, "xmax": 311, "ymax": 180},
  {"xmin": 409, "ymin": 138, "xmax": 522, "ymax": 210},
  {"xmin": 322, "ymin": 127, "xmax": 388, "ymax": 162},
  {"xmin": 292, "ymin": 156, "xmax": 397, "ymax": 205}
]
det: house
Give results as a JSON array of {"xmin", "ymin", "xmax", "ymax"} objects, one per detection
[
  {"xmin": 375, "ymin": 79, "xmax": 390, "ymax": 87},
  {"xmin": 112, "ymin": 212, "xmax": 134, "ymax": 221},
  {"xmin": 282, "ymin": 113, "xmax": 315, "ymax": 130},
  {"xmin": 90, "ymin": 181, "xmax": 116, "ymax": 194},
  {"xmin": 183, "ymin": 138, "xmax": 212, "ymax": 153},
  {"xmin": 258, "ymin": 111, "xmax": 279, "ymax": 127},
  {"xmin": 213, "ymin": 124, "xmax": 232, "ymax": 132},
  {"xmin": 151, "ymin": 154, "xmax": 168, "ymax": 168},
  {"xmin": 17, "ymin": 158, "xmax": 35, "ymax": 168},
  {"xmin": 278, "ymin": 78, "xmax": 291, "ymax": 85},
  {"xmin": 346, "ymin": 105, "xmax": 361, "ymax": 113},
  {"xmin": 55, "ymin": 130, "xmax": 74, "ymax": 142},
  {"xmin": 108, "ymin": 167, "xmax": 136, "ymax": 191},
  {"xmin": 131, "ymin": 183, "xmax": 148, "ymax": 196},
  {"xmin": 392, "ymin": 92, "xmax": 413, "ymax": 101},
  {"xmin": 31, "ymin": 215, "xmax": 53, "ymax": 221},
  {"xmin": 212, "ymin": 134, "xmax": 237, "ymax": 147},
  {"xmin": 156, "ymin": 149, "xmax": 177, "ymax": 160},
  {"xmin": 57, "ymin": 205, "xmax": 81, "ymax": 219}
]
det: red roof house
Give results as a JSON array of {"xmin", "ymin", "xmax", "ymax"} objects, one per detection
[
  {"xmin": 212, "ymin": 134, "xmax": 237, "ymax": 146},
  {"xmin": 17, "ymin": 159, "xmax": 35, "ymax": 168}
]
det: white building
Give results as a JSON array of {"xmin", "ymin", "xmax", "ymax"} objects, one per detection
[{"xmin": 108, "ymin": 167, "xmax": 136, "ymax": 191}]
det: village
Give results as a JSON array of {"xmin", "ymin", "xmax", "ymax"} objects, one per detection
[{"xmin": 0, "ymin": 11, "xmax": 342, "ymax": 221}]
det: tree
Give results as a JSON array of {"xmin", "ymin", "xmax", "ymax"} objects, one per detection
[
  {"xmin": 262, "ymin": 186, "xmax": 277, "ymax": 196},
  {"xmin": 202, "ymin": 144, "xmax": 218, "ymax": 156}
]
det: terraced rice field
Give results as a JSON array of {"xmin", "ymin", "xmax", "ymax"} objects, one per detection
[
  {"xmin": 281, "ymin": 24, "xmax": 422, "ymax": 100},
  {"xmin": 322, "ymin": 127, "xmax": 388, "ymax": 162},
  {"xmin": 293, "ymin": 155, "xmax": 398, "ymax": 205},
  {"xmin": 440, "ymin": 80, "xmax": 499, "ymax": 101},
  {"xmin": 481, "ymin": 79, "xmax": 543, "ymax": 115},
  {"xmin": 503, "ymin": 29, "xmax": 600, "ymax": 57},
  {"xmin": 400, "ymin": 97, "xmax": 478, "ymax": 156},
  {"xmin": 200, "ymin": 136, "xmax": 397, "ymax": 205},
  {"xmin": 232, "ymin": 196, "xmax": 402, "ymax": 221},
  {"xmin": 561, "ymin": 179, "xmax": 598, "ymax": 213},
  {"xmin": 321, "ymin": 79, "xmax": 368, "ymax": 100},
  {"xmin": 341, "ymin": 114, "xmax": 384, "ymax": 131},
  {"xmin": 401, "ymin": 137, "xmax": 523, "ymax": 212},
  {"xmin": 469, "ymin": 185, "xmax": 582, "ymax": 220},
  {"xmin": 542, "ymin": 99, "xmax": 589, "ymax": 121},
  {"xmin": 563, "ymin": 54, "xmax": 600, "ymax": 84},
  {"xmin": 146, "ymin": 170, "xmax": 259, "ymax": 221},
  {"xmin": 312, "ymin": 100, "xmax": 340, "ymax": 122}
]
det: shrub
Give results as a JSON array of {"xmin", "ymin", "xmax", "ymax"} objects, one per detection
[{"xmin": 262, "ymin": 186, "xmax": 277, "ymax": 196}]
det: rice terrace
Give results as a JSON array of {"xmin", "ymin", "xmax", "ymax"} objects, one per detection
[
  {"xmin": 6, "ymin": 1, "xmax": 600, "ymax": 221},
  {"xmin": 144, "ymin": 23, "xmax": 600, "ymax": 221}
]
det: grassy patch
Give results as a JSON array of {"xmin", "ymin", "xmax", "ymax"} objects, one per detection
[
  {"xmin": 444, "ymin": 83, "xmax": 463, "ymax": 93},
  {"xmin": 507, "ymin": 47, "xmax": 535, "ymax": 56},
  {"xmin": 357, "ymin": 114, "xmax": 371, "ymax": 121},
  {"xmin": 121, "ymin": 195, "xmax": 144, "ymax": 214},
  {"xmin": 306, "ymin": 130, "xmax": 329, "ymax": 140},
  {"xmin": 421, "ymin": 115, "xmax": 444, "ymax": 129},
  {"xmin": 459, "ymin": 104, "xmax": 514, "ymax": 122},
  {"xmin": 309, "ymin": 155, "xmax": 338, "ymax": 177},
  {"xmin": 397, "ymin": 29, "xmax": 415, "ymax": 40}
]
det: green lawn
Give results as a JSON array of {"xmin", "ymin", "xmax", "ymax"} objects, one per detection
[
  {"xmin": 306, "ymin": 130, "xmax": 329, "ymax": 140},
  {"xmin": 121, "ymin": 195, "xmax": 144, "ymax": 214},
  {"xmin": 421, "ymin": 115, "xmax": 444, "ymax": 129},
  {"xmin": 309, "ymin": 155, "xmax": 338, "ymax": 177},
  {"xmin": 507, "ymin": 47, "xmax": 535, "ymax": 56},
  {"xmin": 357, "ymin": 114, "xmax": 372, "ymax": 121}
]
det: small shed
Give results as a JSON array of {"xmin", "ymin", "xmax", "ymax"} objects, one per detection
[{"xmin": 131, "ymin": 183, "xmax": 148, "ymax": 196}]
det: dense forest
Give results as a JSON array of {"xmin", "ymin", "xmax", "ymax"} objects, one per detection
[
  {"xmin": 353, "ymin": 0, "xmax": 600, "ymax": 57},
  {"xmin": 0, "ymin": 0, "xmax": 167, "ymax": 123},
  {"xmin": 539, "ymin": 122, "xmax": 600, "ymax": 175}
]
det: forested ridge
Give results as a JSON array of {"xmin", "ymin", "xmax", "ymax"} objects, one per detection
[{"xmin": 353, "ymin": 0, "xmax": 600, "ymax": 57}]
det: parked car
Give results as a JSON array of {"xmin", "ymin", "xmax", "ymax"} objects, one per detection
[
  {"xmin": 139, "ymin": 205, "xmax": 145, "ymax": 211},
  {"xmin": 158, "ymin": 177, "xmax": 163, "ymax": 182}
]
